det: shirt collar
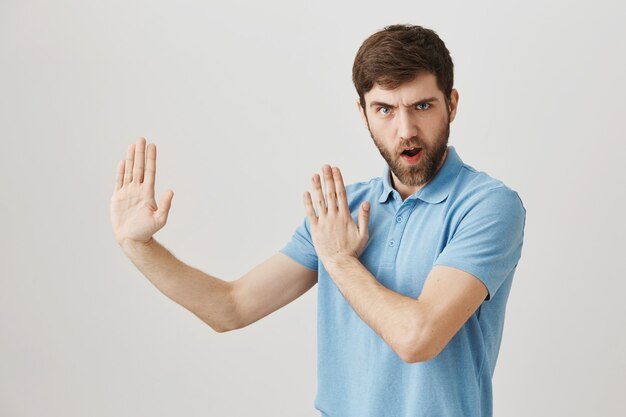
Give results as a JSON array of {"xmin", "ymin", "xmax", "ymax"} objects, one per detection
[{"xmin": 378, "ymin": 146, "xmax": 464, "ymax": 204}]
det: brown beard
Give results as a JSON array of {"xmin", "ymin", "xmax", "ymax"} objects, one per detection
[{"xmin": 367, "ymin": 119, "xmax": 450, "ymax": 187}]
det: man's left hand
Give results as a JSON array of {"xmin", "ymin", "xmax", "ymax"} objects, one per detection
[{"xmin": 303, "ymin": 165, "xmax": 370, "ymax": 268}]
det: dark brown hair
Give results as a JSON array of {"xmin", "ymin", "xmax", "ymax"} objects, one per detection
[{"xmin": 352, "ymin": 24, "xmax": 454, "ymax": 110}]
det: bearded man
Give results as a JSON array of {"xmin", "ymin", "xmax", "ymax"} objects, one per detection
[{"xmin": 111, "ymin": 24, "xmax": 526, "ymax": 417}]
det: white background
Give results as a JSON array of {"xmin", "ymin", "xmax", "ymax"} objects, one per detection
[{"xmin": 1, "ymin": 0, "xmax": 624, "ymax": 416}]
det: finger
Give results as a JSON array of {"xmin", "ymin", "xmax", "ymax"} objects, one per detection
[
  {"xmin": 133, "ymin": 137, "xmax": 146, "ymax": 183},
  {"xmin": 114, "ymin": 160, "xmax": 125, "ymax": 191},
  {"xmin": 156, "ymin": 189, "xmax": 174, "ymax": 225},
  {"xmin": 358, "ymin": 201, "xmax": 370, "ymax": 237},
  {"xmin": 123, "ymin": 143, "xmax": 135, "ymax": 184},
  {"xmin": 311, "ymin": 173, "xmax": 327, "ymax": 217},
  {"xmin": 332, "ymin": 166, "xmax": 349, "ymax": 215},
  {"xmin": 303, "ymin": 192, "xmax": 318, "ymax": 226},
  {"xmin": 322, "ymin": 164, "xmax": 338, "ymax": 213},
  {"xmin": 144, "ymin": 143, "xmax": 157, "ymax": 191}
]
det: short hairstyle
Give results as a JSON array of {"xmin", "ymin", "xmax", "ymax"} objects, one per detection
[{"xmin": 352, "ymin": 24, "xmax": 454, "ymax": 110}]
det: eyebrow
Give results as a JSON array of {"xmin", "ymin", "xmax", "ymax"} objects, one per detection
[{"xmin": 369, "ymin": 97, "xmax": 439, "ymax": 109}]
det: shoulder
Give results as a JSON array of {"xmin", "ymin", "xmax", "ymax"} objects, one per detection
[
  {"xmin": 453, "ymin": 164, "xmax": 525, "ymax": 215},
  {"xmin": 443, "ymin": 164, "xmax": 526, "ymax": 238}
]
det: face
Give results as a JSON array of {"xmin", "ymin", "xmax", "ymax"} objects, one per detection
[{"xmin": 358, "ymin": 72, "xmax": 459, "ymax": 194}]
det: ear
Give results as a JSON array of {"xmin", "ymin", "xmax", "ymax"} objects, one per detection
[
  {"xmin": 448, "ymin": 89, "xmax": 459, "ymax": 123},
  {"xmin": 356, "ymin": 99, "xmax": 368, "ymax": 127}
]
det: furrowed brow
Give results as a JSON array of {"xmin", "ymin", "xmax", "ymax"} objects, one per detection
[
  {"xmin": 408, "ymin": 97, "xmax": 439, "ymax": 107},
  {"xmin": 369, "ymin": 101, "xmax": 396, "ymax": 109},
  {"xmin": 369, "ymin": 97, "xmax": 439, "ymax": 109}
]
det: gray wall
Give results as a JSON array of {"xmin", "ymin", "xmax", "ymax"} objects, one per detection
[{"xmin": 1, "ymin": 0, "xmax": 624, "ymax": 416}]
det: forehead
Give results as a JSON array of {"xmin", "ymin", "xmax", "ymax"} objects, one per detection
[{"xmin": 364, "ymin": 72, "xmax": 442, "ymax": 104}]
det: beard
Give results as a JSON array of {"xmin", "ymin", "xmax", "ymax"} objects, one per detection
[{"xmin": 367, "ymin": 119, "xmax": 450, "ymax": 187}]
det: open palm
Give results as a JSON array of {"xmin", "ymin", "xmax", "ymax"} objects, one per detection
[{"xmin": 110, "ymin": 137, "xmax": 174, "ymax": 246}]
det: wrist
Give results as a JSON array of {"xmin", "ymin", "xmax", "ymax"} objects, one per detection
[
  {"xmin": 323, "ymin": 253, "xmax": 359, "ymax": 272},
  {"xmin": 119, "ymin": 236, "xmax": 155, "ymax": 251}
]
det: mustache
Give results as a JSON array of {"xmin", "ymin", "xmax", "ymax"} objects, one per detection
[{"xmin": 398, "ymin": 139, "xmax": 424, "ymax": 151}]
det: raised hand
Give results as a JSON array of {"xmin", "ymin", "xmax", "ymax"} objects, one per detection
[
  {"xmin": 303, "ymin": 165, "xmax": 370, "ymax": 267},
  {"xmin": 110, "ymin": 137, "xmax": 174, "ymax": 246}
]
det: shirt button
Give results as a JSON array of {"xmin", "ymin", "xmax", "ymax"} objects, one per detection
[
  {"xmin": 396, "ymin": 216, "xmax": 403, "ymax": 223},
  {"xmin": 389, "ymin": 239, "xmax": 396, "ymax": 247}
]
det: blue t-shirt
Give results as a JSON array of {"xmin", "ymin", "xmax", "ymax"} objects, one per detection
[{"xmin": 280, "ymin": 146, "xmax": 526, "ymax": 417}]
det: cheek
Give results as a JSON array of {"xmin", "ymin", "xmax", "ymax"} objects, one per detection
[
  {"xmin": 370, "ymin": 119, "xmax": 394, "ymax": 137},
  {"xmin": 421, "ymin": 115, "xmax": 447, "ymax": 135}
]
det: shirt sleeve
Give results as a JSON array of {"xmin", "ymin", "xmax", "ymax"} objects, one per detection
[
  {"xmin": 280, "ymin": 215, "xmax": 319, "ymax": 271},
  {"xmin": 433, "ymin": 186, "xmax": 526, "ymax": 300}
]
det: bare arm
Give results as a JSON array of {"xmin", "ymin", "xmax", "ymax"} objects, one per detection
[
  {"xmin": 121, "ymin": 238, "xmax": 316, "ymax": 332},
  {"xmin": 304, "ymin": 165, "xmax": 487, "ymax": 362},
  {"xmin": 324, "ymin": 258, "xmax": 487, "ymax": 363},
  {"xmin": 111, "ymin": 138, "xmax": 317, "ymax": 333}
]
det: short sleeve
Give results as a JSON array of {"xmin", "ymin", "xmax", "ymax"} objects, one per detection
[
  {"xmin": 434, "ymin": 187, "xmax": 526, "ymax": 300},
  {"xmin": 280, "ymin": 215, "xmax": 319, "ymax": 271}
]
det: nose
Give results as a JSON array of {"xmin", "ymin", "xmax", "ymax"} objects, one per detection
[{"xmin": 397, "ymin": 108, "xmax": 418, "ymax": 141}]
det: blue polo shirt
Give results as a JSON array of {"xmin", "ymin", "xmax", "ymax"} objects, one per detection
[{"xmin": 280, "ymin": 146, "xmax": 526, "ymax": 417}]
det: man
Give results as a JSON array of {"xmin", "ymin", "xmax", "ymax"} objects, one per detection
[{"xmin": 110, "ymin": 24, "xmax": 525, "ymax": 417}]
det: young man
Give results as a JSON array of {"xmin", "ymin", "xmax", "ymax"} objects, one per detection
[{"xmin": 111, "ymin": 24, "xmax": 525, "ymax": 417}]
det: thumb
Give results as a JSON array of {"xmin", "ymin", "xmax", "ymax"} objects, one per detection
[
  {"xmin": 157, "ymin": 189, "xmax": 174, "ymax": 223},
  {"xmin": 358, "ymin": 200, "xmax": 370, "ymax": 236}
]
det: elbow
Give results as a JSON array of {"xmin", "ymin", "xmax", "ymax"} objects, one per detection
[
  {"xmin": 196, "ymin": 313, "xmax": 242, "ymax": 333},
  {"xmin": 398, "ymin": 344, "xmax": 439, "ymax": 364},
  {"xmin": 196, "ymin": 283, "xmax": 245, "ymax": 333},
  {"xmin": 208, "ymin": 317, "xmax": 246, "ymax": 333},
  {"xmin": 395, "ymin": 326, "xmax": 442, "ymax": 364},
  {"xmin": 211, "ymin": 323, "xmax": 232, "ymax": 333}
]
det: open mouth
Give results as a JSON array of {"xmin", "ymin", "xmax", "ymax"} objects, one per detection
[
  {"xmin": 401, "ymin": 147, "xmax": 422, "ymax": 157},
  {"xmin": 400, "ymin": 146, "xmax": 423, "ymax": 164}
]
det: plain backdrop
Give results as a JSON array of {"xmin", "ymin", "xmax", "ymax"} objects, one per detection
[{"xmin": 1, "ymin": 0, "xmax": 625, "ymax": 416}]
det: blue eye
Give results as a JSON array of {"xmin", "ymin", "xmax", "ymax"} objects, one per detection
[
  {"xmin": 416, "ymin": 102, "xmax": 430, "ymax": 110},
  {"xmin": 378, "ymin": 107, "xmax": 391, "ymax": 115}
]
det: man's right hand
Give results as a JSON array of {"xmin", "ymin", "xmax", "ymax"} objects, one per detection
[
  {"xmin": 110, "ymin": 137, "xmax": 174, "ymax": 247},
  {"xmin": 109, "ymin": 137, "xmax": 317, "ymax": 332}
]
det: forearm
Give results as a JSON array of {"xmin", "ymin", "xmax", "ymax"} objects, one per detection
[
  {"xmin": 120, "ymin": 237, "xmax": 240, "ymax": 332},
  {"xmin": 325, "ymin": 256, "xmax": 430, "ymax": 362}
]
